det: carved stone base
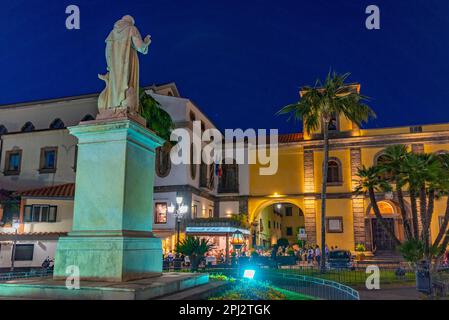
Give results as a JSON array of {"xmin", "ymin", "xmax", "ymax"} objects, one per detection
[{"xmin": 94, "ymin": 107, "xmax": 146, "ymax": 127}]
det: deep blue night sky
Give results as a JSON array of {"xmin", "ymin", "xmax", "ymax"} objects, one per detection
[{"xmin": 1, "ymin": 0, "xmax": 449, "ymax": 133}]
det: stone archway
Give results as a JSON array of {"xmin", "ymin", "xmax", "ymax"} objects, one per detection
[
  {"xmin": 365, "ymin": 200, "xmax": 406, "ymax": 252},
  {"xmin": 249, "ymin": 199, "xmax": 306, "ymax": 249}
]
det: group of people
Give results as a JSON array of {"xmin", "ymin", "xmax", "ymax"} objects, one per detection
[
  {"xmin": 296, "ymin": 245, "xmax": 327, "ymax": 265},
  {"xmin": 298, "ymin": 245, "xmax": 341, "ymax": 264},
  {"xmin": 163, "ymin": 251, "xmax": 190, "ymax": 267}
]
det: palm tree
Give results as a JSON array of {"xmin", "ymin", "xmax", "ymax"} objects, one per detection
[
  {"xmin": 355, "ymin": 165, "xmax": 401, "ymax": 246},
  {"xmin": 277, "ymin": 71, "xmax": 375, "ymax": 272},
  {"xmin": 432, "ymin": 153, "xmax": 449, "ymax": 255},
  {"xmin": 381, "ymin": 145, "xmax": 413, "ymax": 240},
  {"xmin": 176, "ymin": 236, "xmax": 215, "ymax": 271},
  {"xmin": 402, "ymin": 152, "xmax": 441, "ymax": 256}
]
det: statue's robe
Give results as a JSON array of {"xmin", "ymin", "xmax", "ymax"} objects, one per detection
[{"xmin": 98, "ymin": 16, "xmax": 150, "ymax": 112}]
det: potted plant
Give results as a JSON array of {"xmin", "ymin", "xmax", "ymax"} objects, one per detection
[
  {"xmin": 176, "ymin": 236, "xmax": 214, "ymax": 272},
  {"xmin": 355, "ymin": 243, "xmax": 366, "ymax": 261}
]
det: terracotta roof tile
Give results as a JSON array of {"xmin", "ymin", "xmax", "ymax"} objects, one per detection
[
  {"xmin": 17, "ymin": 183, "xmax": 75, "ymax": 198},
  {"xmin": 278, "ymin": 133, "xmax": 304, "ymax": 143}
]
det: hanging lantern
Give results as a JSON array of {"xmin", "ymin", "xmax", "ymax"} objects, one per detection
[{"xmin": 231, "ymin": 230, "xmax": 245, "ymax": 250}]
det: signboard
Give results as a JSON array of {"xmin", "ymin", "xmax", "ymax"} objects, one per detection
[{"xmin": 186, "ymin": 226, "xmax": 250, "ymax": 235}]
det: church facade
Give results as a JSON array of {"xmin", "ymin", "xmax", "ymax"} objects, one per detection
[{"xmin": 248, "ymin": 104, "xmax": 449, "ymax": 252}]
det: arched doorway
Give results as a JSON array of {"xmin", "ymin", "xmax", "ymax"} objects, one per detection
[
  {"xmin": 251, "ymin": 202, "xmax": 305, "ymax": 249},
  {"xmin": 366, "ymin": 201, "xmax": 405, "ymax": 252}
]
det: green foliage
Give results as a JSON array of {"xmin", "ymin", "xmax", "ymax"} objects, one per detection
[
  {"xmin": 209, "ymin": 273, "xmax": 236, "ymax": 282},
  {"xmin": 229, "ymin": 213, "xmax": 249, "ymax": 228},
  {"xmin": 355, "ymin": 243, "xmax": 366, "ymax": 252},
  {"xmin": 210, "ymin": 280, "xmax": 287, "ymax": 300},
  {"xmin": 399, "ymin": 239, "xmax": 424, "ymax": 263},
  {"xmin": 139, "ymin": 88, "xmax": 174, "ymax": 141},
  {"xmin": 176, "ymin": 236, "xmax": 214, "ymax": 257},
  {"xmin": 276, "ymin": 71, "xmax": 375, "ymax": 134},
  {"xmin": 359, "ymin": 145, "xmax": 449, "ymax": 261},
  {"xmin": 287, "ymin": 248, "xmax": 295, "ymax": 256},
  {"xmin": 355, "ymin": 165, "xmax": 392, "ymax": 195}
]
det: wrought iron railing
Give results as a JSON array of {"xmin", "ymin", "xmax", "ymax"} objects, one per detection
[
  {"xmin": 263, "ymin": 272, "xmax": 360, "ymax": 300},
  {"xmin": 201, "ymin": 267, "xmax": 360, "ymax": 300},
  {"xmin": 0, "ymin": 269, "xmax": 53, "ymax": 281},
  {"xmin": 186, "ymin": 217, "xmax": 247, "ymax": 229}
]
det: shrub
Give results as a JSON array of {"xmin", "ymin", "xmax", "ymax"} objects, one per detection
[
  {"xmin": 210, "ymin": 280, "xmax": 286, "ymax": 300},
  {"xmin": 176, "ymin": 236, "xmax": 214, "ymax": 271},
  {"xmin": 355, "ymin": 243, "xmax": 366, "ymax": 252},
  {"xmin": 209, "ymin": 273, "xmax": 235, "ymax": 282},
  {"xmin": 399, "ymin": 239, "xmax": 424, "ymax": 264}
]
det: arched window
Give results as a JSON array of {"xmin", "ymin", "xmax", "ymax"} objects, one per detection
[
  {"xmin": 327, "ymin": 112, "xmax": 338, "ymax": 131},
  {"xmin": 199, "ymin": 161, "xmax": 208, "ymax": 188},
  {"xmin": 155, "ymin": 144, "xmax": 171, "ymax": 178},
  {"xmin": 21, "ymin": 122, "xmax": 35, "ymax": 132},
  {"xmin": 0, "ymin": 125, "xmax": 8, "ymax": 136},
  {"xmin": 208, "ymin": 163, "xmax": 215, "ymax": 189},
  {"xmin": 374, "ymin": 152, "xmax": 393, "ymax": 180},
  {"xmin": 375, "ymin": 153, "xmax": 390, "ymax": 166},
  {"xmin": 190, "ymin": 144, "xmax": 197, "ymax": 179},
  {"xmin": 49, "ymin": 118, "xmax": 65, "ymax": 129},
  {"xmin": 327, "ymin": 158, "xmax": 342, "ymax": 184},
  {"xmin": 218, "ymin": 161, "xmax": 239, "ymax": 193},
  {"xmin": 81, "ymin": 114, "xmax": 95, "ymax": 122}
]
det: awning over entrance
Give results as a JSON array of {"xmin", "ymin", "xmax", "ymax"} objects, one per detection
[{"xmin": 186, "ymin": 226, "xmax": 250, "ymax": 236}]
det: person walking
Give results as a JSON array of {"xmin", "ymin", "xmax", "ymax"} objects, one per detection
[
  {"xmin": 315, "ymin": 245, "xmax": 321, "ymax": 267},
  {"xmin": 307, "ymin": 247, "xmax": 314, "ymax": 265}
]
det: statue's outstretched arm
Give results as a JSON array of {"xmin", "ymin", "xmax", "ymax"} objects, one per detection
[{"xmin": 132, "ymin": 31, "xmax": 151, "ymax": 55}]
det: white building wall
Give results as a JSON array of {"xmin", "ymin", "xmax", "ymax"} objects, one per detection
[
  {"xmin": 218, "ymin": 201, "xmax": 240, "ymax": 218},
  {"xmin": 0, "ymin": 240, "xmax": 58, "ymax": 268},
  {"xmin": 22, "ymin": 199, "xmax": 73, "ymax": 233},
  {"xmin": 0, "ymin": 130, "xmax": 77, "ymax": 190},
  {"xmin": 153, "ymin": 191, "xmax": 177, "ymax": 231},
  {"xmin": 191, "ymin": 194, "xmax": 214, "ymax": 219},
  {"xmin": 0, "ymin": 96, "xmax": 97, "ymax": 133}
]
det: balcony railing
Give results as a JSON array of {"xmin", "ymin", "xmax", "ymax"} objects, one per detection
[{"xmin": 186, "ymin": 217, "xmax": 248, "ymax": 229}]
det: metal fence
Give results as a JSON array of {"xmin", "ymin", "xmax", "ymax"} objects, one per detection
[
  {"xmin": 263, "ymin": 272, "xmax": 360, "ymax": 300},
  {"xmin": 0, "ymin": 269, "xmax": 53, "ymax": 281},
  {"xmin": 203, "ymin": 267, "xmax": 360, "ymax": 300},
  {"xmin": 272, "ymin": 265, "xmax": 416, "ymax": 286}
]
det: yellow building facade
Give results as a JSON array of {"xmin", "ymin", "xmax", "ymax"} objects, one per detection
[{"xmin": 248, "ymin": 99, "xmax": 449, "ymax": 252}]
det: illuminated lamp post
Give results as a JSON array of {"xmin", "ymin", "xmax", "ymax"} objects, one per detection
[
  {"xmin": 10, "ymin": 219, "xmax": 20, "ymax": 272},
  {"xmin": 167, "ymin": 196, "xmax": 188, "ymax": 255}
]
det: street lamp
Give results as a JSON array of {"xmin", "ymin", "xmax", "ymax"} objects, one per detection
[
  {"xmin": 10, "ymin": 219, "xmax": 20, "ymax": 272},
  {"xmin": 168, "ymin": 197, "xmax": 188, "ymax": 254},
  {"xmin": 231, "ymin": 230, "xmax": 245, "ymax": 251}
]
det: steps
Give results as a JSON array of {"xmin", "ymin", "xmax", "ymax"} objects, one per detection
[{"xmin": 356, "ymin": 251, "xmax": 406, "ymax": 267}]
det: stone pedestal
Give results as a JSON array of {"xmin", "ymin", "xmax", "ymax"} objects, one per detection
[{"xmin": 53, "ymin": 117, "xmax": 164, "ymax": 282}]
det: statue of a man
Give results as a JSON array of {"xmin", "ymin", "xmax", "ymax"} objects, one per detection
[{"xmin": 98, "ymin": 15, "xmax": 151, "ymax": 114}]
